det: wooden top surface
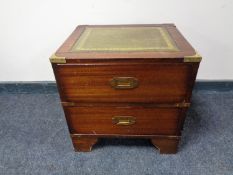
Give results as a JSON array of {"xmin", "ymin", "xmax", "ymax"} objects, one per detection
[{"xmin": 55, "ymin": 24, "xmax": 196, "ymax": 59}]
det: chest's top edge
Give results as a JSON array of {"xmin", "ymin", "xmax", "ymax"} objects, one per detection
[
  {"xmin": 51, "ymin": 24, "xmax": 200, "ymax": 63},
  {"xmin": 50, "ymin": 51, "xmax": 201, "ymax": 64},
  {"xmin": 75, "ymin": 24, "xmax": 176, "ymax": 29}
]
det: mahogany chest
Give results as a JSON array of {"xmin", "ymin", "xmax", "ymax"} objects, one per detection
[{"xmin": 50, "ymin": 24, "xmax": 201, "ymax": 154}]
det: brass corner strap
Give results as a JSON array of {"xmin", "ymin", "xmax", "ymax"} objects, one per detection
[
  {"xmin": 175, "ymin": 102, "xmax": 190, "ymax": 108},
  {"xmin": 49, "ymin": 54, "xmax": 66, "ymax": 64},
  {"xmin": 184, "ymin": 52, "xmax": 202, "ymax": 63},
  {"xmin": 61, "ymin": 102, "xmax": 76, "ymax": 106}
]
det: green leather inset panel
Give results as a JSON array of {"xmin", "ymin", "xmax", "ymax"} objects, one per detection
[{"xmin": 72, "ymin": 27, "xmax": 179, "ymax": 52}]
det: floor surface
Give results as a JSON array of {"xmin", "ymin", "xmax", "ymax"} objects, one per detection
[{"xmin": 0, "ymin": 91, "xmax": 233, "ymax": 175}]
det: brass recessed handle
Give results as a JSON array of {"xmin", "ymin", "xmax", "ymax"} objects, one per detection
[
  {"xmin": 112, "ymin": 116, "xmax": 136, "ymax": 126},
  {"xmin": 110, "ymin": 77, "xmax": 139, "ymax": 89}
]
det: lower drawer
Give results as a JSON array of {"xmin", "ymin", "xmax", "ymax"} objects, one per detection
[{"xmin": 63, "ymin": 106, "xmax": 184, "ymax": 135}]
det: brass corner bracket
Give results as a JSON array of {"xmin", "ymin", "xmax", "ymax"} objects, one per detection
[
  {"xmin": 49, "ymin": 54, "xmax": 66, "ymax": 64},
  {"xmin": 176, "ymin": 102, "xmax": 191, "ymax": 108},
  {"xmin": 184, "ymin": 52, "xmax": 202, "ymax": 63}
]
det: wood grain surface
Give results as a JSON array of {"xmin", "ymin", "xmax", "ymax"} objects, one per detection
[{"xmin": 51, "ymin": 24, "xmax": 201, "ymax": 154}]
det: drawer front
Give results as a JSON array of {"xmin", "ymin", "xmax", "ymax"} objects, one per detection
[
  {"xmin": 54, "ymin": 63, "xmax": 192, "ymax": 103},
  {"xmin": 63, "ymin": 106, "xmax": 182, "ymax": 135}
]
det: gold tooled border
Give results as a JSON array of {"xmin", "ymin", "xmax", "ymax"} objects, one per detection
[{"xmin": 71, "ymin": 27, "xmax": 179, "ymax": 52}]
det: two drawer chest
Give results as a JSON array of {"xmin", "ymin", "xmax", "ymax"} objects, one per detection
[{"xmin": 50, "ymin": 24, "xmax": 201, "ymax": 154}]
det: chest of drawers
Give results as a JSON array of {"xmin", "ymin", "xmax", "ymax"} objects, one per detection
[{"xmin": 50, "ymin": 24, "xmax": 201, "ymax": 154}]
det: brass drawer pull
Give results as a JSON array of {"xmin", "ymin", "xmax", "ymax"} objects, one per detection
[
  {"xmin": 110, "ymin": 77, "xmax": 139, "ymax": 89},
  {"xmin": 112, "ymin": 116, "xmax": 136, "ymax": 125}
]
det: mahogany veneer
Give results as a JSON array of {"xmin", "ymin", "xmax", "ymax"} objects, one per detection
[{"xmin": 50, "ymin": 24, "xmax": 201, "ymax": 154}]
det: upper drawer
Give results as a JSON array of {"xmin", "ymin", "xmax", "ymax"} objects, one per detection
[{"xmin": 53, "ymin": 63, "xmax": 194, "ymax": 103}]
